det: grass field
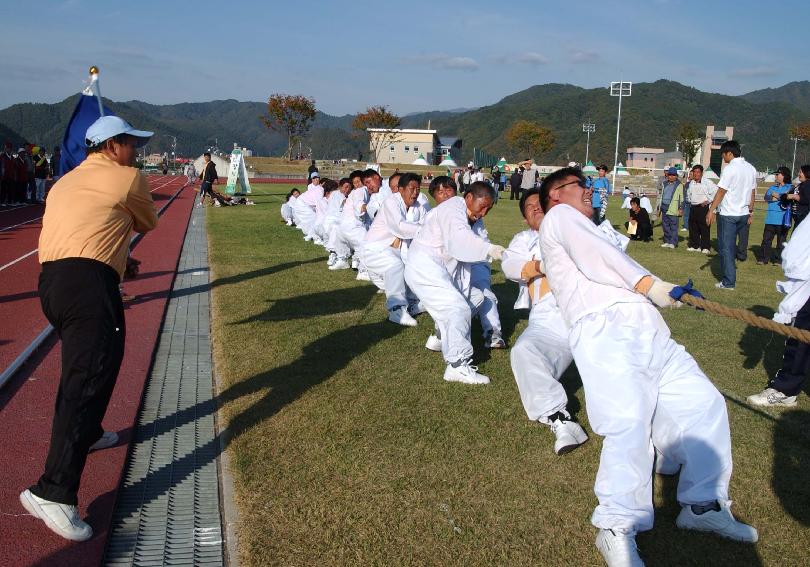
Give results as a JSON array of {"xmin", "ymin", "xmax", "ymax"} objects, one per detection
[{"xmin": 207, "ymin": 184, "xmax": 810, "ymax": 566}]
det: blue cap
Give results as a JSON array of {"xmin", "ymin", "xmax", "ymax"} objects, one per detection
[
  {"xmin": 85, "ymin": 116, "xmax": 153, "ymax": 148},
  {"xmin": 309, "ymin": 171, "xmax": 320, "ymax": 179},
  {"xmin": 666, "ymin": 167, "xmax": 678, "ymax": 175}
]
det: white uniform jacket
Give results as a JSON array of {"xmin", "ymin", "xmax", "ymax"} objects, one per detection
[
  {"xmin": 502, "ymin": 229, "xmax": 542, "ymax": 310},
  {"xmin": 364, "ymin": 193, "xmax": 422, "ymax": 252}
]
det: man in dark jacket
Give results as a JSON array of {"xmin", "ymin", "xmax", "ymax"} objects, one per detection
[
  {"xmin": 197, "ymin": 152, "xmax": 219, "ymax": 206},
  {"xmin": 626, "ymin": 197, "xmax": 653, "ymax": 241},
  {"xmin": 510, "ymin": 167, "xmax": 524, "ymax": 200}
]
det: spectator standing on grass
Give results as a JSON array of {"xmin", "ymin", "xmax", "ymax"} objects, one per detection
[
  {"xmin": 686, "ymin": 164, "xmax": 716, "ymax": 253},
  {"xmin": 758, "ymin": 166, "xmax": 792, "ymax": 265},
  {"xmin": 20, "ymin": 115, "xmax": 157, "ymax": 542},
  {"xmin": 681, "ymin": 170, "xmax": 691, "ymax": 233},
  {"xmin": 24, "ymin": 144, "xmax": 36, "ymax": 202},
  {"xmin": 521, "ymin": 159, "xmax": 539, "ymax": 195},
  {"xmin": 783, "ymin": 165, "xmax": 810, "ymax": 228},
  {"xmin": 14, "ymin": 147, "xmax": 28, "ymax": 205},
  {"xmin": 590, "ymin": 164, "xmax": 611, "ymax": 224},
  {"xmin": 197, "ymin": 152, "xmax": 218, "ymax": 207},
  {"xmin": 658, "ymin": 167, "xmax": 683, "ymax": 249},
  {"xmin": 510, "ymin": 166, "xmax": 524, "ymax": 200},
  {"xmin": 707, "ymin": 140, "xmax": 757, "ymax": 290},
  {"xmin": 308, "ymin": 159, "xmax": 318, "ymax": 178},
  {"xmin": 50, "ymin": 146, "xmax": 62, "ymax": 181}
]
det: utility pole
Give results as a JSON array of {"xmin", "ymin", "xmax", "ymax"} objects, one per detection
[
  {"xmin": 609, "ymin": 81, "xmax": 632, "ymax": 190},
  {"xmin": 582, "ymin": 121, "xmax": 595, "ymax": 165},
  {"xmin": 791, "ymin": 134, "xmax": 804, "ymax": 179}
]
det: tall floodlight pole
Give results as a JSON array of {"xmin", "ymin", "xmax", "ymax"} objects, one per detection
[
  {"xmin": 582, "ymin": 121, "xmax": 596, "ymax": 165},
  {"xmin": 609, "ymin": 81, "xmax": 632, "ymax": 190},
  {"xmin": 791, "ymin": 134, "xmax": 804, "ymax": 179}
]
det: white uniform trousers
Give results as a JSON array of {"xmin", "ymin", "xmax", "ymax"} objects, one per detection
[
  {"xmin": 469, "ymin": 263, "xmax": 501, "ymax": 336},
  {"xmin": 326, "ymin": 222, "xmax": 350, "ymax": 258},
  {"xmin": 509, "ymin": 294, "xmax": 572, "ymax": 421},
  {"xmin": 570, "ymin": 302, "xmax": 732, "ymax": 532},
  {"xmin": 340, "ymin": 223, "xmax": 368, "ymax": 268},
  {"xmin": 364, "ymin": 247, "xmax": 409, "ymax": 310},
  {"xmin": 293, "ymin": 201, "xmax": 317, "ymax": 237},
  {"xmin": 405, "ymin": 253, "xmax": 474, "ymax": 365},
  {"xmin": 281, "ymin": 203, "xmax": 293, "ymax": 222}
]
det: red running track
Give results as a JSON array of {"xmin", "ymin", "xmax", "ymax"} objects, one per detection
[{"xmin": 0, "ymin": 175, "xmax": 197, "ymax": 566}]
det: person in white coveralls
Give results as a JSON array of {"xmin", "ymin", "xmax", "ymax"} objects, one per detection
[
  {"xmin": 363, "ymin": 172, "xmax": 427, "ymax": 327},
  {"xmin": 537, "ymin": 167, "xmax": 757, "ymax": 567},
  {"xmin": 501, "ymin": 186, "xmax": 588, "ymax": 455},
  {"xmin": 293, "ymin": 171, "xmax": 324, "ymax": 243},
  {"xmin": 337, "ymin": 169, "xmax": 380, "ymax": 279},
  {"xmin": 404, "ymin": 181, "xmax": 505, "ymax": 385},
  {"xmin": 323, "ymin": 178, "xmax": 352, "ymax": 268}
]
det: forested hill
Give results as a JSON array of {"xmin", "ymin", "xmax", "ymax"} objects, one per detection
[{"xmin": 2, "ymin": 79, "xmax": 809, "ymax": 168}]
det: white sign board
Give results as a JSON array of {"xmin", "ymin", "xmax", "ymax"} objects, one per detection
[{"xmin": 225, "ymin": 149, "xmax": 252, "ymax": 195}]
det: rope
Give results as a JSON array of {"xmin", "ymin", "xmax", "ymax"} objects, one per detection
[{"xmin": 679, "ymin": 294, "xmax": 810, "ymax": 344}]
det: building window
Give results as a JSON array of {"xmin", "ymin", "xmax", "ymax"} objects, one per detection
[
  {"xmin": 404, "ymin": 146, "xmax": 410, "ymax": 152},
  {"xmin": 389, "ymin": 146, "xmax": 395, "ymax": 153},
  {"xmin": 413, "ymin": 146, "xmax": 419, "ymax": 153}
]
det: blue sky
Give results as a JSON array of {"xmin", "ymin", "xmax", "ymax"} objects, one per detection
[{"xmin": 1, "ymin": 0, "xmax": 805, "ymax": 115}]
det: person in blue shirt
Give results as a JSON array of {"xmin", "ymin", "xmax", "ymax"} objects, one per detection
[
  {"xmin": 758, "ymin": 166, "xmax": 793, "ymax": 265},
  {"xmin": 590, "ymin": 164, "xmax": 611, "ymax": 224}
]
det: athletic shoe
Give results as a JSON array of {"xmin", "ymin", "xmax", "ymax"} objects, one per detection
[
  {"xmin": 89, "ymin": 431, "xmax": 119, "ymax": 452},
  {"xmin": 443, "ymin": 363, "xmax": 490, "ymax": 385},
  {"xmin": 548, "ymin": 412, "xmax": 588, "ymax": 455},
  {"xmin": 681, "ymin": 227, "xmax": 688, "ymax": 232},
  {"xmin": 388, "ymin": 306, "xmax": 418, "ymax": 327},
  {"xmin": 303, "ymin": 235, "xmax": 313, "ymax": 242},
  {"xmin": 213, "ymin": 200, "xmax": 221, "ymax": 207},
  {"xmin": 595, "ymin": 528, "xmax": 645, "ymax": 567},
  {"xmin": 687, "ymin": 247, "xmax": 699, "ymax": 252},
  {"xmin": 19, "ymin": 489, "xmax": 93, "ymax": 542},
  {"xmin": 313, "ymin": 237, "xmax": 324, "ymax": 246},
  {"xmin": 675, "ymin": 500, "xmax": 758, "ymax": 543},
  {"xmin": 485, "ymin": 332, "xmax": 507, "ymax": 349},
  {"xmin": 702, "ymin": 249, "xmax": 711, "ymax": 254},
  {"xmin": 714, "ymin": 282, "xmax": 735, "ymax": 290},
  {"xmin": 660, "ymin": 243, "xmax": 669, "ymax": 248},
  {"xmin": 356, "ymin": 271, "xmax": 371, "ymax": 282},
  {"xmin": 327, "ymin": 252, "xmax": 337, "ymax": 266},
  {"xmin": 425, "ymin": 334, "xmax": 442, "ymax": 352},
  {"xmin": 746, "ymin": 387, "xmax": 797, "ymax": 407},
  {"xmin": 329, "ymin": 258, "xmax": 350, "ymax": 270},
  {"xmin": 286, "ymin": 220, "xmax": 293, "ymax": 226}
]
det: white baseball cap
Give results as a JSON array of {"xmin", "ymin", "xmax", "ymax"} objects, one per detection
[{"xmin": 85, "ymin": 116, "xmax": 153, "ymax": 148}]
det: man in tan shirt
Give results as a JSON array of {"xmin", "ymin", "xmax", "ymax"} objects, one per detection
[{"xmin": 20, "ymin": 116, "xmax": 157, "ymax": 542}]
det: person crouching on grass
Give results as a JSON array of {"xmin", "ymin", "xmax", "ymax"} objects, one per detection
[
  {"xmin": 404, "ymin": 181, "xmax": 505, "ymax": 385},
  {"xmin": 538, "ymin": 166, "xmax": 757, "ymax": 567}
]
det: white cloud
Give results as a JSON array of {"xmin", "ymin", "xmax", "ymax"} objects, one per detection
[
  {"xmin": 404, "ymin": 53, "xmax": 479, "ymax": 72},
  {"xmin": 729, "ymin": 66, "xmax": 778, "ymax": 78},
  {"xmin": 570, "ymin": 49, "xmax": 599, "ymax": 64},
  {"xmin": 516, "ymin": 52, "xmax": 550, "ymax": 66}
]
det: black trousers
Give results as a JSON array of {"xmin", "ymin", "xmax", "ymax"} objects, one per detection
[
  {"xmin": 770, "ymin": 295, "xmax": 810, "ymax": 396},
  {"xmin": 760, "ymin": 224, "xmax": 789, "ymax": 263},
  {"xmin": 0, "ymin": 178, "xmax": 12, "ymax": 203},
  {"xmin": 200, "ymin": 181, "xmax": 214, "ymax": 203},
  {"xmin": 688, "ymin": 203, "xmax": 711, "ymax": 250},
  {"xmin": 31, "ymin": 258, "xmax": 125, "ymax": 505},
  {"xmin": 510, "ymin": 185, "xmax": 520, "ymax": 200}
]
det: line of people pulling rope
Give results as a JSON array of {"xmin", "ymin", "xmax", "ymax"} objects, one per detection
[{"xmin": 280, "ymin": 166, "xmax": 760, "ymax": 567}]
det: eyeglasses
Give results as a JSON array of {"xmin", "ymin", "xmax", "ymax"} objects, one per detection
[{"xmin": 554, "ymin": 178, "xmax": 589, "ymax": 191}]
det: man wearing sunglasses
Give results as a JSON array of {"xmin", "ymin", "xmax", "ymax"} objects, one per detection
[{"xmin": 538, "ymin": 167, "xmax": 757, "ymax": 567}]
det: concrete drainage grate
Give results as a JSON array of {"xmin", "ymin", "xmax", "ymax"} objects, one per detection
[{"xmin": 104, "ymin": 206, "xmax": 224, "ymax": 566}]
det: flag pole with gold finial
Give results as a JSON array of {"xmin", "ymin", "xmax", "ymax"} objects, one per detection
[{"xmin": 85, "ymin": 65, "xmax": 104, "ymax": 117}]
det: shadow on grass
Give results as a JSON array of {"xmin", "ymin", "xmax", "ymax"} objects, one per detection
[
  {"xmin": 235, "ymin": 285, "xmax": 378, "ymax": 324},
  {"xmin": 639, "ymin": 440, "xmax": 763, "ymax": 566},
  {"xmin": 773, "ymin": 409, "xmax": 810, "ymax": 527},
  {"xmin": 697, "ymin": 253, "xmax": 724, "ymax": 282},
  {"xmin": 738, "ymin": 305, "xmax": 784, "ymax": 377}
]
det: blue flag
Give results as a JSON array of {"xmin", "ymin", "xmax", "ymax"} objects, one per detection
[{"xmin": 59, "ymin": 93, "xmax": 114, "ymax": 175}]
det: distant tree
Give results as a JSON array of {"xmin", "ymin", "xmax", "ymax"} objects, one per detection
[
  {"xmin": 790, "ymin": 123, "xmax": 810, "ymax": 141},
  {"xmin": 262, "ymin": 94, "xmax": 317, "ymax": 160},
  {"xmin": 505, "ymin": 120, "xmax": 555, "ymax": 159},
  {"xmin": 352, "ymin": 106, "xmax": 402, "ymax": 163},
  {"xmin": 674, "ymin": 122, "xmax": 703, "ymax": 167}
]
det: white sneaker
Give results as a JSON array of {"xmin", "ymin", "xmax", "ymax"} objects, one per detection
[
  {"xmin": 19, "ymin": 489, "xmax": 93, "ymax": 541},
  {"xmin": 746, "ymin": 387, "xmax": 797, "ymax": 407},
  {"xmin": 327, "ymin": 252, "xmax": 337, "ymax": 266},
  {"xmin": 687, "ymin": 247, "xmax": 698, "ymax": 252},
  {"xmin": 675, "ymin": 500, "xmax": 758, "ymax": 543},
  {"xmin": 213, "ymin": 200, "xmax": 221, "ymax": 207},
  {"xmin": 286, "ymin": 219, "xmax": 293, "ymax": 226},
  {"xmin": 356, "ymin": 271, "xmax": 371, "ymax": 282},
  {"xmin": 89, "ymin": 431, "xmax": 119, "ymax": 452},
  {"xmin": 443, "ymin": 363, "xmax": 490, "ymax": 385},
  {"xmin": 425, "ymin": 334, "xmax": 442, "ymax": 352},
  {"xmin": 660, "ymin": 243, "xmax": 669, "ymax": 248},
  {"xmin": 303, "ymin": 235, "xmax": 313, "ymax": 242},
  {"xmin": 388, "ymin": 306, "xmax": 418, "ymax": 327},
  {"xmin": 702, "ymin": 249, "xmax": 711, "ymax": 254},
  {"xmin": 313, "ymin": 237, "xmax": 324, "ymax": 246},
  {"xmin": 329, "ymin": 258, "xmax": 350, "ymax": 270},
  {"xmin": 595, "ymin": 528, "xmax": 645, "ymax": 567},
  {"xmin": 486, "ymin": 332, "xmax": 507, "ymax": 349},
  {"xmin": 548, "ymin": 413, "xmax": 588, "ymax": 455},
  {"xmin": 681, "ymin": 227, "xmax": 688, "ymax": 232}
]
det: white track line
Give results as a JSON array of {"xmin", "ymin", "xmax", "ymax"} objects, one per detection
[
  {"xmin": 0, "ymin": 216, "xmax": 42, "ymax": 233},
  {"xmin": 0, "ymin": 204, "xmax": 34, "ymax": 214},
  {"xmin": 0, "ymin": 249, "xmax": 37, "ymax": 273}
]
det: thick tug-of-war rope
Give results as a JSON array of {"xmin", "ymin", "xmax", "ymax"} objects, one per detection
[{"xmin": 670, "ymin": 280, "xmax": 810, "ymax": 345}]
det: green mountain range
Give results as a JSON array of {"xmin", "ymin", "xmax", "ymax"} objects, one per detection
[{"xmin": 1, "ymin": 80, "xmax": 809, "ymax": 169}]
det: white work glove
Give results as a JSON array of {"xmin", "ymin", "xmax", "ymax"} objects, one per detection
[
  {"xmin": 647, "ymin": 280, "xmax": 681, "ymax": 309},
  {"xmin": 487, "ymin": 244, "xmax": 506, "ymax": 261}
]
